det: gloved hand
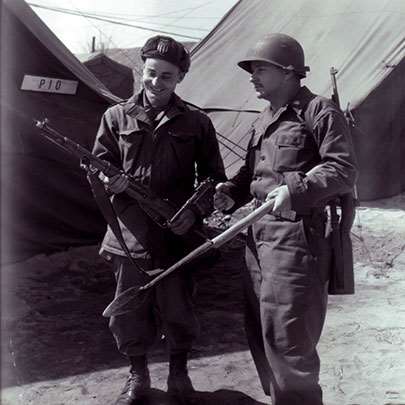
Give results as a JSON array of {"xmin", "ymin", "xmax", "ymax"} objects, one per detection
[
  {"xmin": 168, "ymin": 208, "xmax": 196, "ymax": 235},
  {"xmin": 99, "ymin": 172, "xmax": 129, "ymax": 194},
  {"xmin": 266, "ymin": 185, "xmax": 291, "ymax": 214},
  {"xmin": 214, "ymin": 182, "xmax": 235, "ymax": 212}
]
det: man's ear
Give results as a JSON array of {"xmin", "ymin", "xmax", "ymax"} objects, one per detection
[
  {"xmin": 177, "ymin": 71, "xmax": 185, "ymax": 83},
  {"xmin": 284, "ymin": 70, "xmax": 298, "ymax": 83}
]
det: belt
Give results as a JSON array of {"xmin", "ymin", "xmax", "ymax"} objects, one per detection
[{"xmin": 253, "ymin": 199, "xmax": 325, "ymax": 222}]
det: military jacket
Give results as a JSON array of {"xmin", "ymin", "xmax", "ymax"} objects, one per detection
[
  {"xmin": 228, "ymin": 86, "xmax": 358, "ymax": 212},
  {"xmin": 93, "ymin": 91, "xmax": 226, "ymax": 260}
]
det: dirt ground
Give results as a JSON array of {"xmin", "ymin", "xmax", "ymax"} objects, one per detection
[{"xmin": 1, "ymin": 193, "xmax": 405, "ymax": 405}]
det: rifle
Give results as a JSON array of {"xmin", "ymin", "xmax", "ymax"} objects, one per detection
[
  {"xmin": 34, "ymin": 118, "xmax": 214, "ymax": 230},
  {"xmin": 328, "ymin": 67, "xmax": 357, "ymax": 295},
  {"xmin": 168, "ymin": 179, "xmax": 215, "ymax": 224}
]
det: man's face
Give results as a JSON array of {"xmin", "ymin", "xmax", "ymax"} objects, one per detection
[
  {"xmin": 142, "ymin": 58, "xmax": 184, "ymax": 107},
  {"xmin": 249, "ymin": 61, "xmax": 287, "ymax": 101}
]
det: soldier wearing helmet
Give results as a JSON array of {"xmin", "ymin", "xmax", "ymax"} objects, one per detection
[
  {"xmin": 215, "ymin": 33, "xmax": 357, "ymax": 405},
  {"xmin": 237, "ymin": 33, "xmax": 310, "ymax": 78},
  {"xmin": 93, "ymin": 35, "xmax": 226, "ymax": 404}
]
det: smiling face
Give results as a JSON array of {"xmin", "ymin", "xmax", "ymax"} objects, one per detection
[
  {"xmin": 142, "ymin": 58, "xmax": 184, "ymax": 108},
  {"xmin": 249, "ymin": 61, "xmax": 288, "ymax": 102}
]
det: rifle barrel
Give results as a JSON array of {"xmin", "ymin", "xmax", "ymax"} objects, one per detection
[
  {"xmin": 34, "ymin": 118, "xmax": 204, "ymax": 229},
  {"xmin": 330, "ymin": 67, "xmax": 341, "ymax": 108}
]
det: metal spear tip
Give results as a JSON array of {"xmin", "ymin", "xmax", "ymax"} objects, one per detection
[
  {"xmin": 102, "ymin": 285, "xmax": 148, "ymax": 317},
  {"xmin": 102, "ymin": 302, "xmax": 131, "ymax": 318},
  {"xmin": 102, "ymin": 299, "xmax": 130, "ymax": 317}
]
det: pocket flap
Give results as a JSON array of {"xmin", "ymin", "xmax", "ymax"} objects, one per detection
[
  {"xmin": 276, "ymin": 133, "xmax": 306, "ymax": 147},
  {"xmin": 119, "ymin": 128, "xmax": 143, "ymax": 138},
  {"xmin": 169, "ymin": 131, "xmax": 194, "ymax": 142}
]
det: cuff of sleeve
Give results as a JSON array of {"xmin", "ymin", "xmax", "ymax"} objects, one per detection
[{"xmin": 284, "ymin": 171, "xmax": 311, "ymax": 211}]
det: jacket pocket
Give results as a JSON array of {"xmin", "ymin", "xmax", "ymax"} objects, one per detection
[
  {"xmin": 118, "ymin": 128, "xmax": 144, "ymax": 145},
  {"xmin": 169, "ymin": 131, "xmax": 195, "ymax": 147},
  {"xmin": 274, "ymin": 130, "xmax": 311, "ymax": 171},
  {"xmin": 118, "ymin": 128, "xmax": 145, "ymax": 167},
  {"xmin": 168, "ymin": 131, "xmax": 196, "ymax": 171}
]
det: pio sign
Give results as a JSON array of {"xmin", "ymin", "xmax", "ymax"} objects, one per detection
[{"xmin": 21, "ymin": 75, "xmax": 78, "ymax": 95}]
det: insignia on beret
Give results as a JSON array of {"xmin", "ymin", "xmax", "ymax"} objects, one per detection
[{"xmin": 157, "ymin": 39, "xmax": 171, "ymax": 54}]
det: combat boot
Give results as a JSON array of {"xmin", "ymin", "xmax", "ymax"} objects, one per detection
[
  {"xmin": 167, "ymin": 352, "xmax": 195, "ymax": 397},
  {"xmin": 115, "ymin": 355, "xmax": 151, "ymax": 405}
]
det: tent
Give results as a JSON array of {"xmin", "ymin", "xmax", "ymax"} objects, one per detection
[
  {"xmin": 178, "ymin": 0, "xmax": 405, "ymax": 201},
  {"xmin": 78, "ymin": 52, "xmax": 134, "ymax": 99},
  {"xmin": 83, "ymin": 48, "xmax": 145, "ymax": 93},
  {"xmin": 0, "ymin": 0, "xmax": 121, "ymax": 262}
]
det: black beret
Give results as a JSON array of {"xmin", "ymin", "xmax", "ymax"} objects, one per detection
[{"xmin": 140, "ymin": 35, "xmax": 191, "ymax": 73}]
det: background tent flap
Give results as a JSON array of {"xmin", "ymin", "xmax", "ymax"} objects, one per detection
[{"xmin": 178, "ymin": 0, "xmax": 405, "ymax": 201}]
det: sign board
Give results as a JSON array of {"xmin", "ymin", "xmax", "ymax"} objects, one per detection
[{"xmin": 21, "ymin": 75, "xmax": 78, "ymax": 95}]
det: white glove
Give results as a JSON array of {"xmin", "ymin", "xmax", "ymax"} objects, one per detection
[{"xmin": 266, "ymin": 185, "xmax": 291, "ymax": 214}]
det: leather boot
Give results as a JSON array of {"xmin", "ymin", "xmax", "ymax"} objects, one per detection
[
  {"xmin": 167, "ymin": 352, "xmax": 194, "ymax": 396},
  {"xmin": 115, "ymin": 355, "xmax": 151, "ymax": 405}
]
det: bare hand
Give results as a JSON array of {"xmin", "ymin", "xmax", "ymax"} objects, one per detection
[
  {"xmin": 169, "ymin": 208, "xmax": 196, "ymax": 235},
  {"xmin": 266, "ymin": 185, "xmax": 291, "ymax": 214},
  {"xmin": 99, "ymin": 172, "xmax": 129, "ymax": 194},
  {"xmin": 214, "ymin": 183, "xmax": 235, "ymax": 211}
]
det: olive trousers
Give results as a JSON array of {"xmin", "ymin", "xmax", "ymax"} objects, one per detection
[
  {"xmin": 244, "ymin": 213, "xmax": 330, "ymax": 405},
  {"xmin": 108, "ymin": 256, "xmax": 199, "ymax": 357}
]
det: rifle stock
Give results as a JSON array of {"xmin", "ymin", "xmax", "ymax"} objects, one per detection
[{"xmin": 327, "ymin": 200, "xmax": 355, "ymax": 295}]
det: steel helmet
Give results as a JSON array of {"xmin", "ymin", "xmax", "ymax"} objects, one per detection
[{"xmin": 238, "ymin": 33, "xmax": 310, "ymax": 78}]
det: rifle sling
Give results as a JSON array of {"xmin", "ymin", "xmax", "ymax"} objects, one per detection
[{"xmin": 86, "ymin": 170, "xmax": 149, "ymax": 275}]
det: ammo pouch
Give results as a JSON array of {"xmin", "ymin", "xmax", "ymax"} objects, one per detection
[{"xmin": 327, "ymin": 192, "xmax": 357, "ymax": 295}]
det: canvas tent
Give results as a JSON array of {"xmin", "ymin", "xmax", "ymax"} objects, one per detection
[
  {"xmin": 78, "ymin": 48, "xmax": 145, "ymax": 94},
  {"xmin": 78, "ymin": 52, "xmax": 134, "ymax": 99},
  {"xmin": 0, "ymin": 0, "xmax": 121, "ymax": 262},
  {"xmin": 178, "ymin": 0, "xmax": 405, "ymax": 201}
]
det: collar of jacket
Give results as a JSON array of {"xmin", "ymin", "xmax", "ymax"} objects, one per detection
[
  {"xmin": 253, "ymin": 86, "xmax": 316, "ymax": 133},
  {"xmin": 122, "ymin": 90, "xmax": 189, "ymax": 124},
  {"xmin": 289, "ymin": 86, "xmax": 316, "ymax": 116}
]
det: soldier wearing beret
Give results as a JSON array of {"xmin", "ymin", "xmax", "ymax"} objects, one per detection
[
  {"xmin": 215, "ymin": 33, "xmax": 358, "ymax": 405},
  {"xmin": 93, "ymin": 35, "xmax": 226, "ymax": 404}
]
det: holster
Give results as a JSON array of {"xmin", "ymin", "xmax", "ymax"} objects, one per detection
[{"xmin": 327, "ymin": 192, "xmax": 356, "ymax": 295}]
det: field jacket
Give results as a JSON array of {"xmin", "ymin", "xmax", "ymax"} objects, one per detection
[
  {"xmin": 92, "ymin": 91, "xmax": 226, "ymax": 261},
  {"xmin": 226, "ymin": 86, "xmax": 358, "ymax": 213}
]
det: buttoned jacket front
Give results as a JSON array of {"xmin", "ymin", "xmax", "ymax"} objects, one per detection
[{"xmin": 93, "ymin": 91, "xmax": 226, "ymax": 260}]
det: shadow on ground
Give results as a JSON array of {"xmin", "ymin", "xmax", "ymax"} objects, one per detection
[
  {"xmin": 2, "ymin": 235, "xmax": 249, "ymax": 388},
  {"xmin": 131, "ymin": 388, "xmax": 267, "ymax": 405}
]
